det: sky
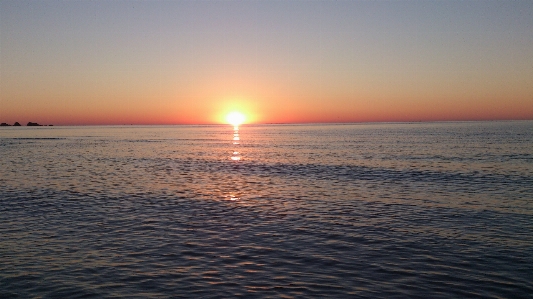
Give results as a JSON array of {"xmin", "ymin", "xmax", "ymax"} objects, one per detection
[{"xmin": 1, "ymin": 0, "xmax": 532, "ymax": 125}]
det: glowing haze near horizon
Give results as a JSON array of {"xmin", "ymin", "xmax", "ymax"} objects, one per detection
[{"xmin": 1, "ymin": 0, "xmax": 532, "ymax": 125}]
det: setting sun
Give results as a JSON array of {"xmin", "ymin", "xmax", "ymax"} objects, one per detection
[{"xmin": 226, "ymin": 112, "xmax": 245, "ymax": 126}]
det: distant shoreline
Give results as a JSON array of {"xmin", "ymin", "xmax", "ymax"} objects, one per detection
[{"xmin": 1, "ymin": 122, "xmax": 53, "ymax": 127}]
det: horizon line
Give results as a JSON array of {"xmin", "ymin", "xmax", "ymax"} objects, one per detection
[{"xmin": 2, "ymin": 118, "xmax": 532, "ymax": 127}]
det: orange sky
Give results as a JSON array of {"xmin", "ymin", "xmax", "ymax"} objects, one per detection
[{"xmin": 1, "ymin": 1, "xmax": 532, "ymax": 125}]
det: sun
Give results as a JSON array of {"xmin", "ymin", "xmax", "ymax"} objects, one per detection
[{"xmin": 226, "ymin": 111, "xmax": 245, "ymax": 126}]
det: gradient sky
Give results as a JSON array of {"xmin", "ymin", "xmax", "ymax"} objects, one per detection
[{"xmin": 1, "ymin": 0, "xmax": 532, "ymax": 125}]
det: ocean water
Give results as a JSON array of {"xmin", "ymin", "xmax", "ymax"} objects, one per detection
[{"xmin": 1, "ymin": 121, "xmax": 532, "ymax": 298}]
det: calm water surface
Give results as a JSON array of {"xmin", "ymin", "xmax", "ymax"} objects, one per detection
[{"xmin": 1, "ymin": 122, "xmax": 532, "ymax": 298}]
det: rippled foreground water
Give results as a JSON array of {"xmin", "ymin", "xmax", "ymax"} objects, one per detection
[{"xmin": 1, "ymin": 122, "xmax": 532, "ymax": 298}]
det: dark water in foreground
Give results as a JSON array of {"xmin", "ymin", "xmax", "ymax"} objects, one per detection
[{"xmin": 1, "ymin": 121, "xmax": 532, "ymax": 298}]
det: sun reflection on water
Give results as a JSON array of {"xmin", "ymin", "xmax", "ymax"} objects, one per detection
[
  {"xmin": 224, "ymin": 194, "xmax": 240, "ymax": 201},
  {"xmin": 224, "ymin": 125, "xmax": 244, "ymax": 201},
  {"xmin": 230, "ymin": 125, "xmax": 241, "ymax": 161}
]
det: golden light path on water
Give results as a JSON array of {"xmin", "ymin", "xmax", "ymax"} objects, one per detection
[
  {"xmin": 227, "ymin": 111, "xmax": 244, "ymax": 163},
  {"xmin": 226, "ymin": 123, "xmax": 242, "ymax": 201},
  {"xmin": 222, "ymin": 110, "xmax": 245, "ymax": 201},
  {"xmin": 230, "ymin": 125, "xmax": 241, "ymax": 161}
]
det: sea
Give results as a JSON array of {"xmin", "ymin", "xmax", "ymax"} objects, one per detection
[{"xmin": 1, "ymin": 121, "xmax": 532, "ymax": 298}]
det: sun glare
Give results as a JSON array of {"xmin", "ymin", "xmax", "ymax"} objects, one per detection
[{"xmin": 226, "ymin": 112, "xmax": 245, "ymax": 126}]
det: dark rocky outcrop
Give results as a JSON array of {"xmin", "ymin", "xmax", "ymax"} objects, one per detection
[
  {"xmin": 13, "ymin": 122, "xmax": 21, "ymax": 126},
  {"xmin": 27, "ymin": 122, "xmax": 42, "ymax": 126},
  {"xmin": 0, "ymin": 123, "xmax": 10, "ymax": 126}
]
